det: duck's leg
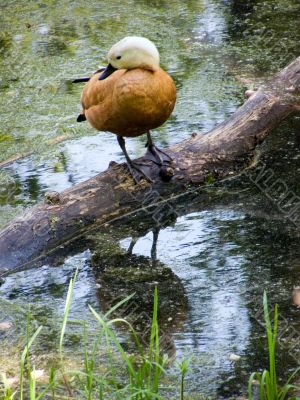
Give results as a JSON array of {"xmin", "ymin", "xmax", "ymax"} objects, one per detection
[
  {"xmin": 127, "ymin": 237, "xmax": 137, "ymax": 255},
  {"xmin": 146, "ymin": 131, "xmax": 172, "ymax": 165},
  {"xmin": 117, "ymin": 136, "xmax": 153, "ymax": 183},
  {"xmin": 151, "ymin": 227, "xmax": 160, "ymax": 261}
]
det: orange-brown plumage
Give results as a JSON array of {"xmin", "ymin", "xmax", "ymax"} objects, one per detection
[
  {"xmin": 80, "ymin": 67, "xmax": 176, "ymax": 138},
  {"xmin": 74, "ymin": 36, "xmax": 177, "ymax": 182}
]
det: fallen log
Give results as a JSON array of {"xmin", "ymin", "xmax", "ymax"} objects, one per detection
[{"xmin": 0, "ymin": 57, "xmax": 299, "ymax": 271}]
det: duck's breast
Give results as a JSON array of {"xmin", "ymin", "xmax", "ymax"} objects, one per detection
[{"xmin": 109, "ymin": 68, "xmax": 176, "ymax": 137}]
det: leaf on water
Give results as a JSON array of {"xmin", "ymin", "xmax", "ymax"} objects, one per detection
[{"xmin": 0, "ymin": 321, "xmax": 12, "ymax": 331}]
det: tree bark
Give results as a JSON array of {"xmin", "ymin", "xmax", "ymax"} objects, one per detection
[{"xmin": 0, "ymin": 57, "xmax": 300, "ymax": 271}]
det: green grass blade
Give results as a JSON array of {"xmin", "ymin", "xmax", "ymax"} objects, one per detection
[
  {"xmin": 283, "ymin": 366, "xmax": 300, "ymax": 386},
  {"xmin": 248, "ymin": 372, "xmax": 260, "ymax": 400},
  {"xmin": 59, "ymin": 268, "xmax": 78, "ymax": 356},
  {"xmin": 152, "ymin": 287, "xmax": 161, "ymax": 393},
  {"xmin": 89, "ymin": 306, "xmax": 137, "ymax": 379},
  {"xmin": 263, "ymin": 291, "xmax": 278, "ymax": 400},
  {"xmin": 29, "ymin": 367, "xmax": 36, "ymax": 400},
  {"xmin": 104, "ymin": 293, "xmax": 135, "ymax": 318},
  {"xmin": 20, "ymin": 326, "xmax": 43, "ymax": 365}
]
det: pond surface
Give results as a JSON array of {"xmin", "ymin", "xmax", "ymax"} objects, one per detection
[{"xmin": 1, "ymin": 0, "xmax": 300, "ymax": 398}]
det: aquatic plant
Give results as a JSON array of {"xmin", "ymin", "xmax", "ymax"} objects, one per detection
[
  {"xmin": 177, "ymin": 357, "xmax": 192, "ymax": 400},
  {"xmin": 2, "ymin": 277, "xmax": 300, "ymax": 399},
  {"xmin": 0, "ymin": 272, "xmax": 186, "ymax": 399},
  {"xmin": 248, "ymin": 292, "xmax": 300, "ymax": 400}
]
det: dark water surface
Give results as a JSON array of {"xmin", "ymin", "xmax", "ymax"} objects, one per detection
[{"xmin": 0, "ymin": 0, "xmax": 300, "ymax": 397}]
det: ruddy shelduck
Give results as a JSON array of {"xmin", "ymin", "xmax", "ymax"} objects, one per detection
[{"xmin": 73, "ymin": 36, "xmax": 176, "ymax": 182}]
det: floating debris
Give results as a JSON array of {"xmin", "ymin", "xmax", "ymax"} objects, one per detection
[
  {"xmin": 0, "ymin": 321, "xmax": 12, "ymax": 331},
  {"xmin": 229, "ymin": 353, "xmax": 241, "ymax": 361},
  {"xmin": 31, "ymin": 369, "xmax": 45, "ymax": 380}
]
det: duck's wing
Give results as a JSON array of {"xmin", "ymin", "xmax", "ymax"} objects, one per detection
[
  {"xmin": 73, "ymin": 68, "xmax": 107, "ymax": 122},
  {"xmin": 80, "ymin": 70, "xmax": 126, "ymax": 131},
  {"xmin": 72, "ymin": 68, "xmax": 105, "ymax": 84}
]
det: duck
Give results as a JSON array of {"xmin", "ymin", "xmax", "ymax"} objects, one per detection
[{"xmin": 73, "ymin": 36, "xmax": 176, "ymax": 183}]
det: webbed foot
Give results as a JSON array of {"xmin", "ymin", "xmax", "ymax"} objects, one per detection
[
  {"xmin": 145, "ymin": 131, "xmax": 173, "ymax": 165},
  {"xmin": 125, "ymin": 160, "xmax": 153, "ymax": 184}
]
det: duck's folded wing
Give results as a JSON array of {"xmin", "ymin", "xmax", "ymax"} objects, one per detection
[{"xmin": 80, "ymin": 71, "xmax": 126, "ymax": 131}]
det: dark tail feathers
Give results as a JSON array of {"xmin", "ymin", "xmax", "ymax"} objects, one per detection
[
  {"xmin": 77, "ymin": 114, "xmax": 86, "ymax": 122},
  {"xmin": 72, "ymin": 77, "xmax": 90, "ymax": 83}
]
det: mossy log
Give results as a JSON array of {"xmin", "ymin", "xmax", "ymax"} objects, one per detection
[{"xmin": 0, "ymin": 57, "xmax": 300, "ymax": 271}]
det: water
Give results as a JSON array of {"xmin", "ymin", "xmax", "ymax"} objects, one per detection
[{"xmin": 1, "ymin": 0, "xmax": 300, "ymax": 397}]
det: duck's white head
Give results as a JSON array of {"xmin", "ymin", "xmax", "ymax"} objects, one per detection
[{"xmin": 99, "ymin": 36, "xmax": 160, "ymax": 80}]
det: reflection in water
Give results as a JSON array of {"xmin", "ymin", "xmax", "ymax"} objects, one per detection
[
  {"xmin": 122, "ymin": 209, "xmax": 250, "ymax": 394},
  {"xmin": 1, "ymin": 192, "xmax": 300, "ymax": 396},
  {"xmin": 127, "ymin": 227, "xmax": 160, "ymax": 261},
  {"xmin": 91, "ymin": 231, "xmax": 188, "ymax": 359}
]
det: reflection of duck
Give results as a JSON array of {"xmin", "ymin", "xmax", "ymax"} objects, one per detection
[
  {"xmin": 73, "ymin": 36, "xmax": 176, "ymax": 182},
  {"xmin": 110, "ymin": 199, "xmax": 179, "ymax": 262},
  {"xmin": 90, "ymin": 231, "xmax": 187, "ymax": 359},
  {"xmin": 127, "ymin": 227, "xmax": 160, "ymax": 261}
]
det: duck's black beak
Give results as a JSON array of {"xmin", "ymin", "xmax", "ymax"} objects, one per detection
[{"xmin": 98, "ymin": 63, "xmax": 117, "ymax": 80}]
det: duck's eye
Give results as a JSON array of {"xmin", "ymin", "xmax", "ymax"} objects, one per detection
[{"xmin": 116, "ymin": 55, "xmax": 122, "ymax": 60}]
